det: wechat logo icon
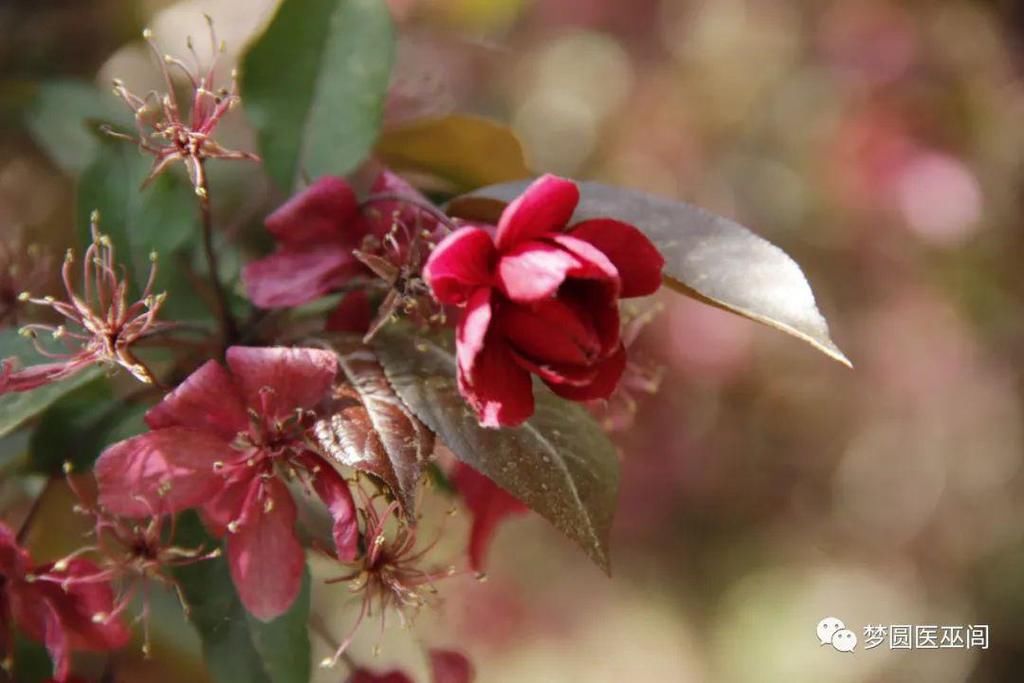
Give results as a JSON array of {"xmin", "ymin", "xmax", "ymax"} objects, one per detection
[{"xmin": 818, "ymin": 617, "xmax": 857, "ymax": 653}]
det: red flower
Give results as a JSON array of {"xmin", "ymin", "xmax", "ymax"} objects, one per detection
[
  {"xmin": 1, "ymin": 522, "xmax": 130, "ymax": 681},
  {"xmin": 93, "ymin": 346, "xmax": 358, "ymax": 621},
  {"xmin": 243, "ymin": 171, "xmax": 439, "ymax": 309},
  {"xmin": 450, "ymin": 463, "xmax": 527, "ymax": 573},
  {"xmin": 423, "ymin": 174, "xmax": 664, "ymax": 427}
]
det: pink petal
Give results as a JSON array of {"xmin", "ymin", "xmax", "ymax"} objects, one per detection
[
  {"xmin": 201, "ymin": 474, "xmax": 253, "ymax": 537},
  {"xmin": 265, "ymin": 176, "xmax": 360, "ymax": 244},
  {"xmin": 0, "ymin": 358, "xmax": 94, "ymax": 394},
  {"xmin": 430, "ymin": 649, "xmax": 475, "ymax": 683},
  {"xmin": 227, "ymin": 478, "xmax": 306, "ymax": 621},
  {"xmin": 545, "ymin": 344, "xmax": 627, "ymax": 401},
  {"xmin": 459, "ymin": 335, "xmax": 534, "ymax": 428},
  {"xmin": 509, "ymin": 352, "xmax": 598, "ymax": 387},
  {"xmin": 424, "ymin": 227, "xmax": 496, "ymax": 305},
  {"xmin": 35, "ymin": 558, "xmax": 132, "ymax": 651},
  {"xmin": 243, "ymin": 244, "xmax": 362, "ymax": 308},
  {"xmin": 325, "ymin": 291, "xmax": 373, "ymax": 334},
  {"xmin": 226, "ymin": 346, "xmax": 338, "ymax": 418},
  {"xmin": 39, "ymin": 598, "xmax": 69, "ymax": 682},
  {"xmin": 95, "ymin": 428, "xmax": 228, "ymax": 517},
  {"xmin": 0, "ymin": 520, "xmax": 30, "ymax": 577},
  {"xmin": 494, "ymin": 175, "xmax": 579, "ymax": 251},
  {"xmin": 495, "ymin": 240, "xmax": 581, "ymax": 302},
  {"xmin": 360, "ymin": 169, "xmax": 439, "ymax": 240},
  {"xmin": 568, "ymin": 219, "xmax": 665, "ymax": 297},
  {"xmin": 455, "ymin": 288, "xmax": 493, "ymax": 378},
  {"xmin": 450, "ymin": 463, "xmax": 528, "ymax": 571},
  {"xmin": 548, "ymin": 233, "xmax": 621, "ymax": 287},
  {"xmin": 304, "ymin": 454, "xmax": 359, "ymax": 561},
  {"xmin": 145, "ymin": 360, "xmax": 248, "ymax": 438},
  {"xmin": 497, "ymin": 299, "xmax": 603, "ymax": 366}
]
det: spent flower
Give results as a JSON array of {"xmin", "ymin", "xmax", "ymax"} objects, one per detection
[
  {"xmin": 108, "ymin": 18, "xmax": 258, "ymax": 195},
  {"xmin": 1, "ymin": 212, "xmax": 168, "ymax": 394}
]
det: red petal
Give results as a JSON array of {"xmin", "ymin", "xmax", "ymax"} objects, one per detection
[
  {"xmin": 265, "ymin": 176, "xmax": 360, "ymax": 244},
  {"xmin": 430, "ymin": 650, "xmax": 475, "ymax": 683},
  {"xmin": 568, "ymin": 219, "xmax": 665, "ymax": 297},
  {"xmin": 509, "ymin": 352, "xmax": 598, "ymax": 387},
  {"xmin": 0, "ymin": 521, "xmax": 30, "ymax": 577},
  {"xmin": 494, "ymin": 175, "xmax": 578, "ymax": 251},
  {"xmin": 495, "ymin": 240, "xmax": 580, "ymax": 302},
  {"xmin": 545, "ymin": 343, "xmax": 627, "ymax": 401},
  {"xmin": 243, "ymin": 244, "xmax": 362, "ymax": 308},
  {"xmin": 0, "ymin": 358, "xmax": 93, "ymax": 394},
  {"xmin": 498, "ymin": 298, "xmax": 602, "ymax": 366},
  {"xmin": 226, "ymin": 346, "xmax": 338, "ymax": 418},
  {"xmin": 450, "ymin": 463, "xmax": 528, "ymax": 571},
  {"xmin": 548, "ymin": 234, "xmax": 620, "ymax": 286},
  {"xmin": 304, "ymin": 454, "xmax": 359, "ymax": 561},
  {"xmin": 459, "ymin": 336, "xmax": 534, "ymax": 428},
  {"xmin": 145, "ymin": 360, "xmax": 248, "ymax": 438},
  {"xmin": 325, "ymin": 291, "xmax": 373, "ymax": 334},
  {"xmin": 227, "ymin": 478, "xmax": 305, "ymax": 621},
  {"xmin": 360, "ymin": 169, "xmax": 438, "ymax": 239},
  {"xmin": 455, "ymin": 288, "xmax": 493, "ymax": 378},
  {"xmin": 40, "ymin": 598, "xmax": 69, "ymax": 682},
  {"xmin": 35, "ymin": 559, "xmax": 131, "ymax": 651},
  {"xmin": 424, "ymin": 227, "xmax": 496, "ymax": 305},
  {"xmin": 201, "ymin": 474, "xmax": 252, "ymax": 537},
  {"xmin": 95, "ymin": 428, "xmax": 228, "ymax": 517}
]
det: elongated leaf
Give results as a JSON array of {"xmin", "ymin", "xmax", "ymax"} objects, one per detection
[
  {"xmin": 313, "ymin": 335, "xmax": 434, "ymax": 516},
  {"xmin": 0, "ymin": 329, "xmax": 102, "ymax": 439},
  {"xmin": 448, "ymin": 180, "xmax": 850, "ymax": 366},
  {"xmin": 242, "ymin": 0, "xmax": 394, "ymax": 190},
  {"xmin": 23, "ymin": 79, "xmax": 132, "ymax": 173},
  {"xmin": 372, "ymin": 327, "xmax": 618, "ymax": 573},
  {"xmin": 375, "ymin": 115, "xmax": 530, "ymax": 191},
  {"xmin": 173, "ymin": 513, "xmax": 312, "ymax": 683}
]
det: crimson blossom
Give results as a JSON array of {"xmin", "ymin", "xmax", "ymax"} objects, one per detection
[
  {"xmin": 423, "ymin": 174, "xmax": 664, "ymax": 427},
  {"xmin": 94, "ymin": 346, "xmax": 358, "ymax": 621},
  {"xmin": 0, "ymin": 522, "xmax": 130, "ymax": 681}
]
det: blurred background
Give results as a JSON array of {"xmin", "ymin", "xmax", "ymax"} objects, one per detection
[{"xmin": 3, "ymin": 0, "xmax": 1024, "ymax": 681}]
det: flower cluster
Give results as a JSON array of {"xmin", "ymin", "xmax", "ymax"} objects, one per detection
[
  {"xmin": 423, "ymin": 174, "xmax": 664, "ymax": 427},
  {"xmin": 1, "ymin": 212, "xmax": 168, "ymax": 394}
]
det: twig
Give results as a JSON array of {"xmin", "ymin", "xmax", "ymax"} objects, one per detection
[{"xmin": 196, "ymin": 161, "xmax": 239, "ymax": 344}]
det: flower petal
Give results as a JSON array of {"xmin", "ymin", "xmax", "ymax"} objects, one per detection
[
  {"xmin": 95, "ymin": 428, "xmax": 228, "ymax": 517},
  {"xmin": 227, "ymin": 478, "xmax": 305, "ymax": 621},
  {"xmin": 494, "ymin": 175, "xmax": 578, "ymax": 251},
  {"xmin": 243, "ymin": 244, "xmax": 362, "ymax": 308},
  {"xmin": 0, "ymin": 358, "xmax": 94, "ymax": 394},
  {"xmin": 545, "ymin": 343, "xmax": 627, "ymax": 401},
  {"xmin": 430, "ymin": 649, "xmax": 475, "ymax": 683},
  {"xmin": 547, "ymin": 233, "xmax": 620, "ymax": 286},
  {"xmin": 568, "ymin": 219, "xmax": 665, "ymax": 297},
  {"xmin": 459, "ymin": 335, "xmax": 534, "ymax": 428},
  {"xmin": 201, "ymin": 474, "xmax": 252, "ymax": 537},
  {"xmin": 424, "ymin": 227, "xmax": 496, "ymax": 305},
  {"xmin": 498, "ymin": 298, "xmax": 603, "ymax": 366},
  {"xmin": 35, "ymin": 558, "xmax": 132, "ymax": 651},
  {"xmin": 305, "ymin": 454, "xmax": 359, "ymax": 562},
  {"xmin": 226, "ymin": 346, "xmax": 338, "ymax": 417},
  {"xmin": 325, "ymin": 291, "xmax": 373, "ymax": 334},
  {"xmin": 450, "ymin": 463, "xmax": 528, "ymax": 571},
  {"xmin": 265, "ymin": 176, "xmax": 360, "ymax": 244},
  {"xmin": 455, "ymin": 288, "xmax": 493, "ymax": 378},
  {"xmin": 495, "ymin": 240, "xmax": 580, "ymax": 302},
  {"xmin": 145, "ymin": 360, "xmax": 248, "ymax": 438},
  {"xmin": 360, "ymin": 169, "xmax": 439, "ymax": 239}
]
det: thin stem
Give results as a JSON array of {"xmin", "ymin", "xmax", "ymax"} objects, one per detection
[
  {"xmin": 196, "ymin": 161, "xmax": 239, "ymax": 344},
  {"xmin": 310, "ymin": 612, "xmax": 360, "ymax": 671},
  {"xmin": 16, "ymin": 477, "xmax": 55, "ymax": 545}
]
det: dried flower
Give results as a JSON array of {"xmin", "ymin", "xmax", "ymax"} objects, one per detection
[
  {"xmin": 319, "ymin": 489, "xmax": 458, "ymax": 670},
  {"xmin": 108, "ymin": 18, "xmax": 258, "ymax": 195},
  {"xmin": 1, "ymin": 212, "xmax": 168, "ymax": 394}
]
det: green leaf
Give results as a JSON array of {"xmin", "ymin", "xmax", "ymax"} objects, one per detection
[
  {"xmin": 448, "ymin": 180, "xmax": 851, "ymax": 366},
  {"xmin": 76, "ymin": 139, "xmax": 209, "ymax": 322},
  {"xmin": 23, "ymin": 79, "xmax": 132, "ymax": 174},
  {"xmin": 313, "ymin": 335, "xmax": 434, "ymax": 516},
  {"xmin": 372, "ymin": 327, "xmax": 619, "ymax": 573},
  {"xmin": 173, "ymin": 513, "xmax": 312, "ymax": 683},
  {"xmin": 242, "ymin": 0, "xmax": 395, "ymax": 190},
  {"xmin": 0, "ymin": 329, "xmax": 103, "ymax": 439},
  {"xmin": 28, "ymin": 379, "xmax": 149, "ymax": 474},
  {"xmin": 375, "ymin": 115, "xmax": 531, "ymax": 191}
]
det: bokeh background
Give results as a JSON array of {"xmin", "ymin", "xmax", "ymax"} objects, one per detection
[{"xmin": 3, "ymin": 0, "xmax": 1024, "ymax": 681}]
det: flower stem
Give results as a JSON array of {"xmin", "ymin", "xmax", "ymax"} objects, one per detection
[
  {"xmin": 196, "ymin": 162, "xmax": 239, "ymax": 344},
  {"xmin": 16, "ymin": 477, "xmax": 55, "ymax": 545}
]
